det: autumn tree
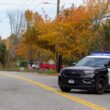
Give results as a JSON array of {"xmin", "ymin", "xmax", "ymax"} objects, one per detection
[
  {"xmin": 15, "ymin": 0, "xmax": 109, "ymax": 72},
  {"xmin": 38, "ymin": 0, "xmax": 109, "ymax": 71},
  {"xmin": 23, "ymin": 10, "xmax": 54, "ymax": 65},
  {"xmin": 86, "ymin": 0, "xmax": 110, "ymax": 51},
  {"xmin": 39, "ymin": 7, "xmax": 94, "ymax": 70},
  {"xmin": 7, "ymin": 11, "xmax": 26, "ymax": 38},
  {"xmin": 93, "ymin": 22, "xmax": 110, "ymax": 51},
  {"xmin": 7, "ymin": 11, "xmax": 26, "ymax": 59},
  {"xmin": 0, "ymin": 43, "xmax": 7, "ymax": 67}
]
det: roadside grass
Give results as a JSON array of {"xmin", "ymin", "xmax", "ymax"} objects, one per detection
[
  {"xmin": 37, "ymin": 69, "xmax": 57, "ymax": 75},
  {"xmin": 0, "ymin": 67, "xmax": 20, "ymax": 71},
  {"xmin": 0, "ymin": 67, "xmax": 57, "ymax": 75}
]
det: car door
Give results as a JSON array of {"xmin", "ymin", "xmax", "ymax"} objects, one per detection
[{"xmin": 108, "ymin": 68, "xmax": 110, "ymax": 85}]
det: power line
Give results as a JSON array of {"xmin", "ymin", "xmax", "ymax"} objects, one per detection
[
  {"xmin": 0, "ymin": 2, "xmax": 24, "ymax": 10},
  {"xmin": 18, "ymin": 0, "xmax": 34, "ymax": 11},
  {"xmin": 20, "ymin": 0, "xmax": 44, "ymax": 11},
  {"xmin": 32, "ymin": 1, "xmax": 45, "ymax": 11},
  {"xmin": 25, "ymin": 0, "xmax": 46, "ymax": 11},
  {"xmin": 96, "ymin": 15, "xmax": 110, "ymax": 20},
  {"xmin": 16, "ymin": 0, "xmax": 28, "ymax": 10},
  {"xmin": 21, "ymin": 0, "xmax": 36, "ymax": 11},
  {"xmin": 76, "ymin": 15, "xmax": 110, "ymax": 22},
  {"xmin": 58, "ymin": 15, "xmax": 110, "ymax": 22},
  {"xmin": 0, "ymin": 3, "xmax": 22, "ymax": 5}
]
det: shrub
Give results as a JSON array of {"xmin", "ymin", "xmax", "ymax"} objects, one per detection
[{"xmin": 19, "ymin": 59, "xmax": 28, "ymax": 67}]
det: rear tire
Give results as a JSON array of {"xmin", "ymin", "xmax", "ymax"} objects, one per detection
[
  {"xmin": 59, "ymin": 86, "xmax": 71, "ymax": 92},
  {"xmin": 95, "ymin": 78, "xmax": 106, "ymax": 94}
]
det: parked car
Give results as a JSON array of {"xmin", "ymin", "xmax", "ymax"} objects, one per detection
[
  {"xmin": 40, "ymin": 63, "xmax": 64, "ymax": 70},
  {"xmin": 32, "ymin": 64, "xmax": 39, "ymax": 69}
]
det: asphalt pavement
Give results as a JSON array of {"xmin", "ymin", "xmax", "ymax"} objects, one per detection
[{"xmin": 0, "ymin": 71, "xmax": 109, "ymax": 110}]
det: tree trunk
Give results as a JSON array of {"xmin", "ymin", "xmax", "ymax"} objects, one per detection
[{"xmin": 56, "ymin": 52, "xmax": 62, "ymax": 73}]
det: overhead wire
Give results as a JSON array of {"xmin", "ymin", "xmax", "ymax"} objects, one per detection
[
  {"xmin": 0, "ymin": 3, "xmax": 21, "ymax": 5},
  {"xmin": 70, "ymin": 15, "xmax": 110, "ymax": 22},
  {"xmin": 32, "ymin": 0, "xmax": 45, "ymax": 11},
  {"xmin": 21, "ymin": 0, "xmax": 37, "ymax": 11},
  {"xmin": 17, "ymin": 0, "xmax": 35, "ymax": 11},
  {"xmin": 16, "ymin": 0, "xmax": 27, "ymax": 10},
  {"xmin": 0, "ymin": 0, "xmax": 45, "ymax": 23}
]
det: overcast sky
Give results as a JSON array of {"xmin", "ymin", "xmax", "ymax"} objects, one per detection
[{"xmin": 0, "ymin": 0, "xmax": 83, "ymax": 38}]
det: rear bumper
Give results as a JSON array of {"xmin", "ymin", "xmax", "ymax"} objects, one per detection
[{"xmin": 58, "ymin": 76, "xmax": 95, "ymax": 90}]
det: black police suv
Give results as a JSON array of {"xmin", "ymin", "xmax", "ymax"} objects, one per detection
[{"xmin": 58, "ymin": 53, "xmax": 110, "ymax": 94}]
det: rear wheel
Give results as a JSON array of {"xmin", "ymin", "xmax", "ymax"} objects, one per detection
[
  {"xmin": 45, "ymin": 67, "xmax": 49, "ymax": 70},
  {"xmin": 59, "ymin": 86, "xmax": 71, "ymax": 92},
  {"xmin": 95, "ymin": 78, "xmax": 106, "ymax": 94}
]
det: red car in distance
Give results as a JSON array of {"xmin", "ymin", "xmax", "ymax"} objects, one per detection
[{"xmin": 40, "ymin": 63, "xmax": 64, "ymax": 70}]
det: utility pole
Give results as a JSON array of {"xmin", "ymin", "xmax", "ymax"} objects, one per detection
[
  {"xmin": 57, "ymin": 0, "xmax": 60, "ymax": 16},
  {"xmin": 56, "ymin": 0, "xmax": 62, "ymax": 73}
]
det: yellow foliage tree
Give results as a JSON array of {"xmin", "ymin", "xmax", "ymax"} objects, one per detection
[{"xmin": 18, "ymin": 0, "xmax": 108, "ymax": 67}]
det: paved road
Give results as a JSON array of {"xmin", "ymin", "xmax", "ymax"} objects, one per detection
[{"xmin": 0, "ymin": 71, "xmax": 109, "ymax": 110}]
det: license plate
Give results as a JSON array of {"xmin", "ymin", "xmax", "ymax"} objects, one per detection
[{"xmin": 68, "ymin": 80, "xmax": 75, "ymax": 84}]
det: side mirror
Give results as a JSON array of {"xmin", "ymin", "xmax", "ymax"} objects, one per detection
[
  {"xmin": 72, "ymin": 62, "xmax": 77, "ymax": 66},
  {"xmin": 104, "ymin": 61, "xmax": 110, "ymax": 68},
  {"xmin": 104, "ymin": 64, "xmax": 108, "ymax": 68}
]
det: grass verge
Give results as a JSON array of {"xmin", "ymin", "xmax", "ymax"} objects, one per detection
[{"xmin": 0, "ymin": 67, "xmax": 57, "ymax": 75}]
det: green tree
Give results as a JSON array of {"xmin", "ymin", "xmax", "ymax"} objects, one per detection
[
  {"xmin": 0, "ymin": 44, "xmax": 7, "ymax": 67},
  {"xmin": 94, "ymin": 22, "xmax": 110, "ymax": 51}
]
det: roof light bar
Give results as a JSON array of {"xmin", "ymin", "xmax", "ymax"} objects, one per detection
[{"xmin": 91, "ymin": 52, "xmax": 110, "ymax": 56}]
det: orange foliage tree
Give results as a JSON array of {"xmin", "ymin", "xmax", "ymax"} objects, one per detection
[{"xmin": 16, "ymin": 0, "xmax": 109, "ymax": 69}]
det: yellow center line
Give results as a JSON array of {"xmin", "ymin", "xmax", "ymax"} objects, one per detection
[{"xmin": 0, "ymin": 73, "xmax": 107, "ymax": 110}]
